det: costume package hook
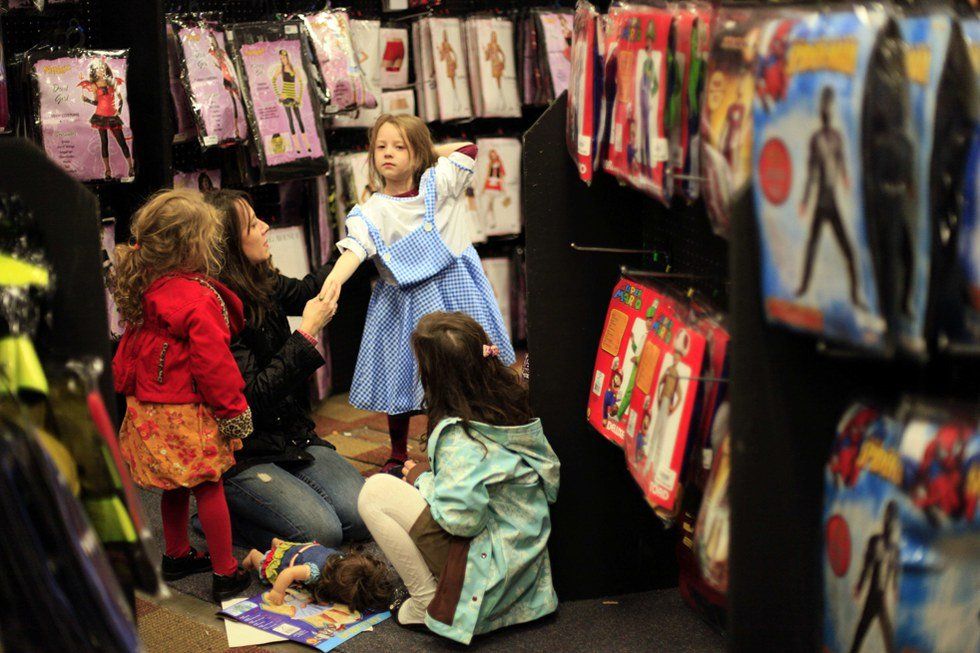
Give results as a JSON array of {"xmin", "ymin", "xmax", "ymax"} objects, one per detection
[
  {"xmin": 751, "ymin": 8, "xmax": 910, "ymax": 352},
  {"xmin": 27, "ymin": 47, "xmax": 135, "ymax": 183},
  {"xmin": 226, "ymin": 21, "xmax": 329, "ymax": 184},
  {"xmin": 169, "ymin": 14, "xmax": 248, "ymax": 149}
]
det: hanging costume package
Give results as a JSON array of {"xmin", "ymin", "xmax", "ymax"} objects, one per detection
[
  {"xmin": 165, "ymin": 21, "xmax": 197, "ymax": 144},
  {"xmin": 301, "ymin": 10, "xmax": 376, "ymax": 115},
  {"xmin": 622, "ymin": 290, "xmax": 706, "ymax": 518},
  {"xmin": 474, "ymin": 137, "xmax": 522, "ymax": 238},
  {"xmin": 896, "ymin": 14, "xmax": 973, "ymax": 358},
  {"xmin": 173, "ymin": 168, "xmax": 221, "ymax": 191},
  {"xmin": 701, "ymin": 7, "xmax": 778, "ymax": 237},
  {"xmin": 822, "ymin": 403, "xmax": 980, "ymax": 653},
  {"xmin": 481, "ymin": 257, "xmax": 513, "ymax": 338},
  {"xmin": 379, "ymin": 26, "xmax": 409, "ymax": 89},
  {"xmin": 534, "ymin": 9, "xmax": 575, "ymax": 103},
  {"xmin": 27, "ymin": 48, "xmax": 135, "ymax": 183},
  {"xmin": 227, "ymin": 21, "xmax": 329, "ymax": 183},
  {"xmin": 170, "ymin": 16, "xmax": 248, "ymax": 149},
  {"xmin": 693, "ymin": 425, "xmax": 730, "ymax": 594},
  {"xmin": 601, "ymin": 4, "xmax": 673, "ymax": 202},
  {"xmin": 567, "ymin": 0, "xmax": 600, "ymax": 185},
  {"xmin": 333, "ymin": 19, "xmax": 383, "ymax": 128},
  {"xmin": 939, "ymin": 19, "xmax": 980, "ymax": 354},
  {"xmin": 680, "ymin": 4, "xmax": 712, "ymax": 202},
  {"xmin": 519, "ymin": 13, "xmax": 543, "ymax": 105},
  {"xmin": 381, "ymin": 88, "xmax": 415, "ymax": 116},
  {"xmin": 99, "ymin": 219, "xmax": 122, "ymax": 339},
  {"xmin": 752, "ymin": 8, "xmax": 911, "ymax": 352},
  {"xmin": 413, "ymin": 18, "xmax": 440, "ymax": 123},
  {"xmin": 467, "ymin": 16, "xmax": 521, "ymax": 118},
  {"xmin": 0, "ymin": 24, "xmax": 9, "ymax": 135},
  {"xmin": 428, "ymin": 17, "xmax": 473, "ymax": 121}
]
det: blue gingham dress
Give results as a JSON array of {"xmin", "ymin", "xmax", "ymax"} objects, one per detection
[{"xmin": 348, "ymin": 168, "xmax": 515, "ymax": 414}]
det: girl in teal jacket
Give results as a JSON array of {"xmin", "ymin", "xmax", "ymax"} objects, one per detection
[{"xmin": 358, "ymin": 311, "xmax": 560, "ymax": 644}]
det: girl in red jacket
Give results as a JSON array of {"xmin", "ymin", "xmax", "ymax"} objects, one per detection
[{"xmin": 112, "ymin": 189, "xmax": 253, "ymax": 602}]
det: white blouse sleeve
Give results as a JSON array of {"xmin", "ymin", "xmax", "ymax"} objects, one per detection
[
  {"xmin": 335, "ymin": 210, "xmax": 376, "ymax": 261},
  {"xmin": 433, "ymin": 150, "xmax": 476, "ymax": 200}
]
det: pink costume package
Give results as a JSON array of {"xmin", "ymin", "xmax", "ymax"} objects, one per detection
[
  {"xmin": 227, "ymin": 21, "xmax": 328, "ymax": 183},
  {"xmin": 165, "ymin": 20, "xmax": 197, "ymax": 143},
  {"xmin": 170, "ymin": 15, "xmax": 248, "ymax": 149},
  {"xmin": 301, "ymin": 9, "xmax": 376, "ymax": 115},
  {"xmin": 28, "ymin": 48, "xmax": 135, "ymax": 183}
]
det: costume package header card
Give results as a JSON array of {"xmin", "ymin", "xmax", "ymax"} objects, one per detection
[
  {"xmin": 601, "ymin": 4, "xmax": 673, "ymax": 203},
  {"xmin": 623, "ymin": 293, "xmax": 706, "ymax": 518},
  {"xmin": 823, "ymin": 403, "xmax": 980, "ymax": 653},
  {"xmin": 752, "ymin": 9, "xmax": 892, "ymax": 351},
  {"xmin": 700, "ymin": 6, "xmax": 783, "ymax": 238},
  {"xmin": 588, "ymin": 277, "xmax": 670, "ymax": 448}
]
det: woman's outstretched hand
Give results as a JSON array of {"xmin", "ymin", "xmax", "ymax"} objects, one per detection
[
  {"xmin": 318, "ymin": 276, "xmax": 342, "ymax": 306},
  {"xmin": 300, "ymin": 295, "xmax": 337, "ymax": 334}
]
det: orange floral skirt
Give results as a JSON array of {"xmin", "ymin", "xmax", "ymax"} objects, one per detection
[{"xmin": 119, "ymin": 398, "xmax": 241, "ymax": 490}]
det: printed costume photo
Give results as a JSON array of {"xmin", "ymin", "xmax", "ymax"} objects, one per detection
[{"xmin": 29, "ymin": 49, "xmax": 135, "ymax": 183}]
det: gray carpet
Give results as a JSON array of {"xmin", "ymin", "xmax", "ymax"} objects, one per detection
[{"xmin": 139, "ymin": 488, "xmax": 725, "ymax": 652}]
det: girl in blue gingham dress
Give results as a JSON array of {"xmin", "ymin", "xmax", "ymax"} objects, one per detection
[{"xmin": 323, "ymin": 115, "xmax": 514, "ymax": 475}]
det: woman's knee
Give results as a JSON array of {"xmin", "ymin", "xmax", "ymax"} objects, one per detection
[{"xmin": 357, "ymin": 473, "xmax": 401, "ymax": 517}]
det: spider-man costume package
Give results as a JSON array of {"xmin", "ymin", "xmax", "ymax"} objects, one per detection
[
  {"xmin": 599, "ymin": 3, "xmax": 672, "ymax": 202},
  {"xmin": 26, "ymin": 48, "xmax": 135, "ymax": 183},
  {"xmin": 894, "ymin": 13, "xmax": 973, "ymax": 357},
  {"xmin": 823, "ymin": 402, "xmax": 980, "ymax": 653},
  {"xmin": 752, "ymin": 9, "xmax": 912, "ymax": 352},
  {"xmin": 226, "ymin": 21, "xmax": 329, "ymax": 183}
]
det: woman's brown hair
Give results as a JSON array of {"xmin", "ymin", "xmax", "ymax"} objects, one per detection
[
  {"xmin": 367, "ymin": 113, "xmax": 438, "ymax": 191},
  {"xmin": 411, "ymin": 312, "xmax": 532, "ymax": 449},
  {"xmin": 313, "ymin": 552, "xmax": 397, "ymax": 613},
  {"xmin": 204, "ymin": 189, "xmax": 277, "ymax": 325},
  {"xmin": 112, "ymin": 189, "xmax": 223, "ymax": 325}
]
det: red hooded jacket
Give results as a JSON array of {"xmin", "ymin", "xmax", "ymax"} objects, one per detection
[{"xmin": 113, "ymin": 273, "xmax": 252, "ymax": 439}]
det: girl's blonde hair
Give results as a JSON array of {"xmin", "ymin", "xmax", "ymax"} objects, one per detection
[
  {"xmin": 113, "ymin": 189, "xmax": 223, "ymax": 325},
  {"xmin": 368, "ymin": 113, "xmax": 437, "ymax": 190}
]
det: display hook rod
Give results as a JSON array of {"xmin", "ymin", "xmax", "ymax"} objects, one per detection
[
  {"xmin": 570, "ymin": 243, "xmax": 653, "ymax": 254},
  {"xmin": 620, "ymin": 265, "xmax": 725, "ymax": 283}
]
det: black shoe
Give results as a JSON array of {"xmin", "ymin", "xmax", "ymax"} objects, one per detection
[
  {"xmin": 212, "ymin": 568, "xmax": 252, "ymax": 604},
  {"xmin": 380, "ymin": 457, "xmax": 406, "ymax": 477},
  {"xmin": 390, "ymin": 593, "xmax": 430, "ymax": 633},
  {"xmin": 161, "ymin": 548, "xmax": 212, "ymax": 581}
]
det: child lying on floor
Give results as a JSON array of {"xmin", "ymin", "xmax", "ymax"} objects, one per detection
[{"xmin": 243, "ymin": 538, "xmax": 395, "ymax": 612}]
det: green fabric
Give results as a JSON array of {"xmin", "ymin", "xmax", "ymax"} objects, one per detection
[
  {"xmin": 0, "ymin": 335, "xmax": 48, "ymax": 396},
  {"xmin": 0, "ymin": 253, "xmax": 49, "ymax": 287},
  {"xmin": 414, "ymin": 418, "xmax": 560, "ymax": 644},
  {"xmin": 85, "ymin": 496, "xmax": 138, "ymax": 543}
]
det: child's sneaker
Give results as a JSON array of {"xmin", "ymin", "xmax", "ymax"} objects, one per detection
[
  {"xmin": 161, "ymin": 547, "xmax": 212, "ymax": 581},
  {"xmin": 212, "ymin": 568, "xmax": 251, "ymax": 603}
]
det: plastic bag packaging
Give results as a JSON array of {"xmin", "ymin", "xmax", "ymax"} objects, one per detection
[
  {"xmin": 0, "ymin": 23, "xmax": 10, "ymax": 135},
  {"xmin": 465, "ymin": 15, "xmax": 521, "ymax": 118},
  {"xmin": 532, "ymin": 8, "xmax": 575, "ymax": 103},
  {"xmin": 226, "ymin": 20, "xmax": 329, "ymax": 183},
  {"xmin": 426, "ymin": 17, "xmax": 473, "ymax": 121},
  {"xmin": 301, "ymin": 9, "xmax": 376, "ymax": 115},
  {"xmin": 567, "ymin": 0, "xmax": 600, "ymax": 185},
  {"xmin": 379, "ymin": 26, "xmax": 410, "ymax": 89},
  {"xmin": 169, "ymin": 14, "xmax": 248, "ymax": 149},
  {"xmin": 413, "ymin": 16, "xmax": 440, "ymax": 122},
  {"xmin": 26, "ymin": 48, "xmax": 135, "ymax": 183},
  {"xmin": 165, "ymin": 20, "xmax": 197, "ymax": 144},
  {"xmin": 333, "ymin": 19, "xmax": 383, "ymax": 128}
]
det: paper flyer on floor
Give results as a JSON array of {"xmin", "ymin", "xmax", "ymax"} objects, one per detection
[{"xmin": 218, "ymin": 589, "xmax": 390, "ymax": 651}]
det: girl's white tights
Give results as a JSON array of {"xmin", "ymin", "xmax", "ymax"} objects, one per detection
[{"xmin": 358, "ymin": 473, "xmax": 437, "ymax": 625}]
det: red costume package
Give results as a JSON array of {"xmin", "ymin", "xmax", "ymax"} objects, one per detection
[
  {"xmin": 622, "ymin": 292, "xmax": 707, "ymax": 515},
  {"xmin": 601, "ymin": 4, "xmax": 673, "ymax": 202},
  {"xmin": 567, "ymin": 0, "xmax": 599, "ymax": 185}
]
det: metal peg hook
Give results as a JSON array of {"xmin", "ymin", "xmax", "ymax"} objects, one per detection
[
  {"xmin": 671, "ymin": 174, "xmax": 707, "ymax": 182},
  {"xmin": 570, "ymin": 243, "xmax": 653, "ymax": 254},
  {"xmin": 620, "ymin": 265, "xmax": 722, "ymax": 282}
]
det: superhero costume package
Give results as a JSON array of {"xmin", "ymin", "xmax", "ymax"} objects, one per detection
[
  {"xmin": 588, "ymin": 277, "xmax": 666, "ymax": 447},
  {"xmin": 896, "ymin": 14, "xmax": 973, "ymax": 358},
  {"xmin": 622, "ymin": 290, "xmax": 706, "ymax": 518},
  {"xmin": 300, "ymin": 10, "xmax": 376, "ymax": 115},
  {"xmin": 938, "ymin": 19, "xmax": 980, "ymax": 354},
  {"xmin": 567, "ymin": 0, "xmax": 600, "ymax": 185},
  {"xmin": 169, "ymin": 16, "xmax": 248, "ymax": 149},
  {"xmin": 600, "ymin": 4, "xmax": 673, "ymax": 202},
  {"xmin": 27, "ymin": 48, "xmax": 135, "ymax": 183},
  {"xmin": 823, "ymin": 403, "xmax": 980, "ymax": 653},
  {"xmin": 226, "ymin": 21, "xmax": 329, "ymax": 183},
  {"xmin": 752, "ymin": 9, "xmax": 910, "ymax": 352}
]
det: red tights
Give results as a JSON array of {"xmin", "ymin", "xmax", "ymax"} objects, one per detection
[
  {"xmin": 160, "ymin": 480, "xmax": 237, "ymax": 576},
  {"xmin": 387, "ymin": 413, "xmax": 411, "ymax": 461}
]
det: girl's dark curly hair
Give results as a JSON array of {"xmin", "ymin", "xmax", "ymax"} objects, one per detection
[{"xmin": 313, "ymin": 552, "xmax": 397, "ymax": 613}]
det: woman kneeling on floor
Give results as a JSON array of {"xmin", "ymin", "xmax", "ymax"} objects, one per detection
[{"xmin": 358, "ymin": 312, "xmax": 560, "ymax": 645}]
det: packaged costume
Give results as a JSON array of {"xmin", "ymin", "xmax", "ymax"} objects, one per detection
[
  {"xmin": 679, "ymin": 4, "xmax": 712, "ymax": 202},
  {"xmin": 330, "ymin": 150, "xmax": 375, "ymax": 242},
  {"xmin": 465, "ymin": 16, "xmax": 521, "ymax": 119},
  {"xmin": 333, "ymin": 20, "xmax": 383, "ymax": 128},
  {"xmin": 165, "ymin": 21, "xmax": 197, "ymax": 143},
  {"xmin": 567, "ymin": 0, "xmax": 600, "ymax": 185},
  {"xmin": 895, "ymin": 14, "xmax": 973, "ymax": 357},
  {"xmin": 413, "ymin": 17, "xmax": 440, "ymax": 123},
  {"xmin": 752, "ymin": 9, "xmax": 908, "ymax": 351},
  {"xmin": 28, "ymin": 48, "xmax": 135, "ymax": 183},
  {"xmin": 226, "ymin": 21, "xmax": 328, "ymax": 183},
  {"xmin": 693, "ymin": 425, "xmax": 730, "ymax": 593},
  {"xmin": 474, "ymin": 137, "xmax": 522, "ymax": 238},
  {"xmin": 301, "ymin": 10, "xmax": 375, "ymax": 115},
  {"xmin": 379, "ymin": 27, "xmax": 409, "ymax": 89},
  {"xmin": 428, "ymin": 17, "xmax": 473, "ymax": 121},
  {"xmin": 336, "ymin": 149, "xmax": 515, "ymax": 414},
  {"xmin": 481, "ymin": 257, "xmax": 513, "ymax": 338},
  {"xmin": 822, "ymin": 403, "xmax": 980, "ymax": 653},
  {"xmin": 0, "ymin": 24, "xmax": 9, "ymax": 135},
  {"xmin": 99, "ymin": 219, "xmax": 122, "ymax": 339},
  {"xmin": 600, "ymin": 4, "xmax": 673, "ymax": 202},
  {"xmin": 173, "ymin": 168, "xmax": 220, "ymax": 191},
  {"xmin": 701, "ymin": 7, "xmax": 779, "ymax": 237},
  {"xmin": 939, "ymin": 19, "xmax": 980, "ymax": 354},
  {"xmin": 380, "ymin": 88, "xmax": 415, "ymax": 116},
  {"xmin": 534, "ymin": 9, "xmax": 575, "ymax": 103},
  {"xmin": 169, "ymin": 16, "xmax": 248, "ymax": 149}
]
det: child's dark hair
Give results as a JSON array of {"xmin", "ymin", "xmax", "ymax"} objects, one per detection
[
  {"xmin": 411, "ymin": 312, "xmax": 532, "ymax": 448},
  {"xmin": 313, "ymin": 552, "xmax": 396, "ymax": 613}
]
